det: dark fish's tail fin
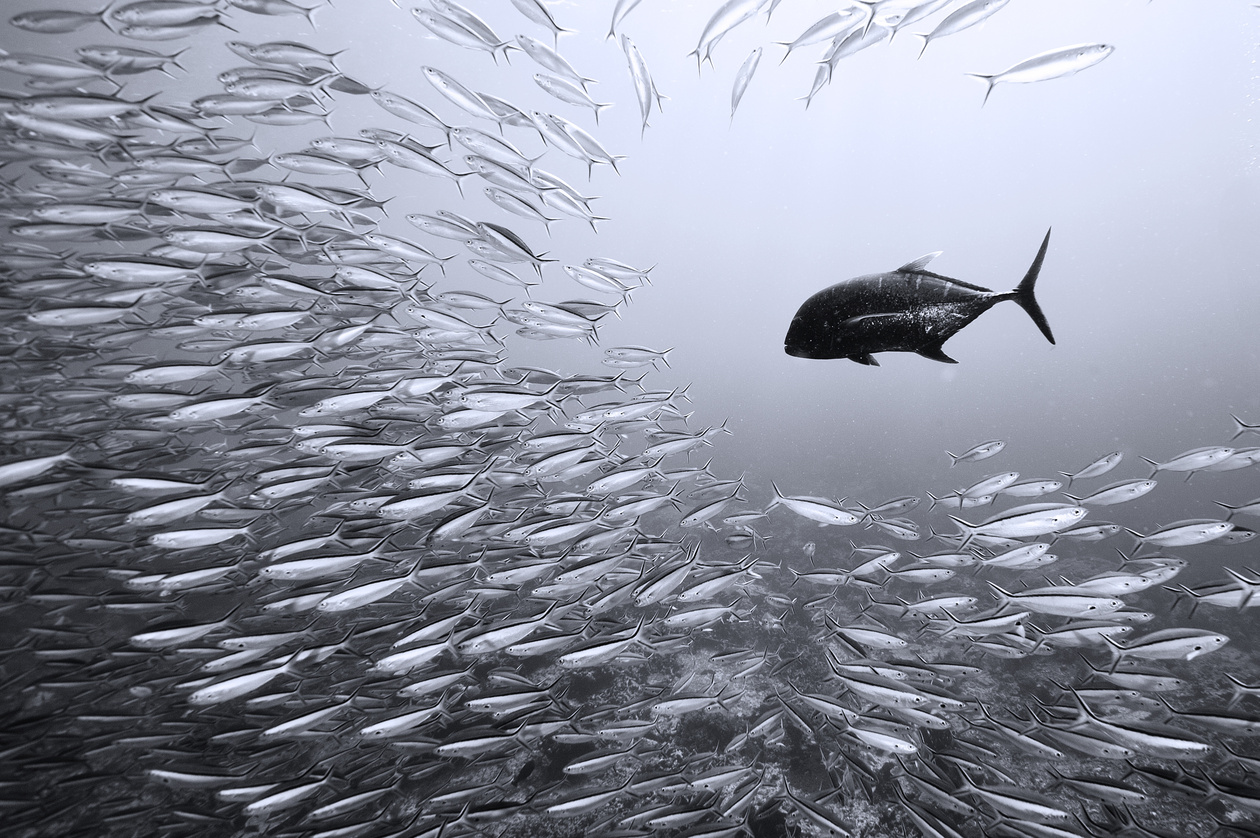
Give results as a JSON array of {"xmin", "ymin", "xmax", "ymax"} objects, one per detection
[{"xmin": 1008, "ymin": 228, "xmax": 1055, "ymax": 345}]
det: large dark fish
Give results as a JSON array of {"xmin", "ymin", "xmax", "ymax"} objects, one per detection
[{"xmin": 784, "ymin": 229, "xmax": 1054, "ymax": 365}]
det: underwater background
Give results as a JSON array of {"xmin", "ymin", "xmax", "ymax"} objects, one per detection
[{"xmin": 2, "ymin": 1, "xmax": 1260, "ymax": 837}]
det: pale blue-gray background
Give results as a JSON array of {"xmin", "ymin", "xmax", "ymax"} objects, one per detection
[{"xmin": 5, "ymin": 0, "xmax": 1257, "ymax": 514}]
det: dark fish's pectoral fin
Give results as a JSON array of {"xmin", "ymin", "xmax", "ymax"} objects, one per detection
[
  {"xmin": 840, "ymin": 313, "xmax": 895, "ymax": 328},
  {"xmin": 917, "ymin": 344, "xmax": 957, "ymax": 364},
  {"xmin": 849, "ymin": 354, "xmax": 879, "ymax": 366}
]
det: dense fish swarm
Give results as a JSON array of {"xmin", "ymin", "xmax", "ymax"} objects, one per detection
[{"xmin": 1, "ymin": 2, "xmax": 1258, "ymax": 838}]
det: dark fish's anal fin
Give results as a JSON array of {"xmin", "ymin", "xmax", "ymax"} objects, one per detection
[
  {"xmin": 850, "ymin": 354, "xmax": 879, "ymax": 366},
  {"xmin": 917, "ymin": 345, "xmax": 957, "ymax": 364}
]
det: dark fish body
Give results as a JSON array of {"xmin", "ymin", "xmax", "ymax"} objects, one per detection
[{"xmin": 784, "ymin": 229, "xmax": 1054, "ymax": 364}]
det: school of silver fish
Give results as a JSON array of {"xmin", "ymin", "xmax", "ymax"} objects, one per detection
[{"xmin": 0, "ymin": 2, "xmax": 1257, "ymax": 838}]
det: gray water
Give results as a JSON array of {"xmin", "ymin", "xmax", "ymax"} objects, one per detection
[
  {"xmin": 2, "ymin": 2, "xmax": 1260, "ymax": 837},
  {"xmin": 335, "ymin": 0, "xmax": 1260, "ymax": 498}
]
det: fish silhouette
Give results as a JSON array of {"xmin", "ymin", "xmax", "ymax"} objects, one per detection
[{"xmin": 784, "ymin": 228, "xmax": 1054, "ymax": 364}]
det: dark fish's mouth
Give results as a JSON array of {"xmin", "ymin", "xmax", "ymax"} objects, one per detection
[{"xmin": 784, "ymin": 317, "xmax": 817, "ymax": 358}]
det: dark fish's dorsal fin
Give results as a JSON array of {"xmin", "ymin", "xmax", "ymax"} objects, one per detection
[
  {"xmin": 896, "ymin": 251, "xmax": 943, "ymax": 273},
  {"xmin": 917, "ymin": 344, "xmax": 958, "ymax": 364},
  {"xmin": 850, "ymin": 354, "xmax": 879, "ymax": 366}
]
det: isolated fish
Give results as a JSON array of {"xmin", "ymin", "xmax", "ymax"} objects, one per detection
[
  {"xmin": 947, "ymin": 439, "xmax": 1005, "ymax": 466},
  {"xmin": 687, "ymin": 0, "xmax": 773, "ymax": 72},
  {"xmin": 1142, "ymin": 446, "xmax": 1234, "ymax": 476},
  {"xmin": 607, "ymin": 0, "xmax": 643, "ymax": 39},
  {"xmin": 767, "ymin": 482, "xmax": 861, "ymax": 525},
  {"xmin": 621, "ymin": 35, "xmax": 665, "ymax": 137},
  {"xmin": 729, "ymin": 47, "xmax": 762, "ymax": 122},
  {"xmin": 915, "ymin": 0, "xmax": 1010, "ymax": 59},
  {"xmin": 510, "ymin": 0, "xmax": 572, "ymax": 46},
  {"xmin": 953, "ymin": 502, "xmax": 1087, "ymax": 544},
  {"xmin": 533, "ymin": 73, "xmax": 611, "ymax": 123},
  {"xmin": 784, "ymin": 229, "xmax": 1054, "ymax": 364},
  {"xmin": 410, "ymin": 8, "xmax": 514, "ymax": 63},
  {"xmin": 1127, "ymin": 518, "xmax": 1234, "ymax": 548},
  {"xmin": 775, "ymin": 7, "xmax": 868, "ymax": 64},
  {"xmin": 1066, "ymin": 478, "xmax": 1157, "ymax": 506},
  {"xmin": 11, "ymin": 9, "xmax": 103, "ymax": 33},
  {"xmin": 968, "ymin": 43, "xmax": 1115, "ymax": 105}
]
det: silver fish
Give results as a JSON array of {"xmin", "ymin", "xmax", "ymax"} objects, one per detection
[{"xmin": 968, "ymin": 43, "xmax": 1116, "ymax": 105}]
